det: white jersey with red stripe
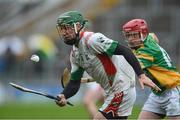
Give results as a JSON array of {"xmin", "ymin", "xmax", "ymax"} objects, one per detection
[{"xmin": 70, "ymin": 31, "xmax": 135, "ymax": 96}]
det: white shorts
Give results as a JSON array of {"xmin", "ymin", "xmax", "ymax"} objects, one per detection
[
  {"xmin": 86, "ymin": 82, "xmax": 101, "ymax": 90},
  {"xmin": 99, "ymin": 86, "xmax": 136, "ymax": 117},
  {"xmin": 142, "ymin": 86, "xmax": 180, "ymax": 116}
]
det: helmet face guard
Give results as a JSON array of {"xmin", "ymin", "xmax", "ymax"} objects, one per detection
[
  {"xmin": 122, "ymin": 19, "xmax": 148, "ymax": 48},
  {"xmin": 56, "ymin": 24, "xmax": 77, "ymax": 45},
  {"xmin": 123, "ymin": 31, "xmax": 144, "ymax": 48},
  {"xmin": 56, "ymin": 11, "xmax": 88, "ymax": 45}
]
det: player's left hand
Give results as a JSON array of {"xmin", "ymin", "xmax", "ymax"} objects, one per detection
[{"xmin": 138, "ymin": 74, "xmax": 161, "ymax": 92}]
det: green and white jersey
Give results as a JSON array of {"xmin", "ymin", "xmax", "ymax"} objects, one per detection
[
  {"xmin": 70, "ymin": 31, "xmax": 135, "ymax": 95},
  {"xmin": 134, "ymin": 33, "xmax": 180, "ymax": 92}
]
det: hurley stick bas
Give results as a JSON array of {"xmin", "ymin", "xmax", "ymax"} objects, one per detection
[{"xmin": 9, "ymin": 82, "xmax": 73, "ymax": 106}]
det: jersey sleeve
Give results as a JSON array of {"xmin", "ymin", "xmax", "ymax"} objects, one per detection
[
  {"xmin": 70, "ymin": 51, "xmax": 84, "ymax": 81},
  {"xmin": 87, "ymin": 33, "xmax": 118, "ymax": 56}
]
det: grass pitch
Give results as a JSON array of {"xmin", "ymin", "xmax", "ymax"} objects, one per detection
[{"xmin": 0, "ymin": 102, "xmax": 141, "ymax": 119}]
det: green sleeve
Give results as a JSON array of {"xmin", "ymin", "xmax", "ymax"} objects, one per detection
[
  {"xmin": 106, "ymin": 41, "xmax": 118, "ymax": 56},
  {"xmin": 70, "ymin": 67, "xmax": 84, "ymax": 81}
]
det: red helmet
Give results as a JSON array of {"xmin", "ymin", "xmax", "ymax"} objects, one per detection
[{"xmin": 123, "ymin": 19, "xmax": 148, "ymax": 36}]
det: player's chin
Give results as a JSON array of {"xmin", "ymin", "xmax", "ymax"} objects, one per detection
[
  {"xmin": 64, "ymin": 39, "xmax": 76, "ymax": 45},
  {"xmin": 129, "ymin": 42, "xmax": 142, "ymax": 49}
]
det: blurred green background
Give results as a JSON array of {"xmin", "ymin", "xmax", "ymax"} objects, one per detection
[{"xmin": 0, "ymin": 102, "xmax": 141, "ymax": 119}]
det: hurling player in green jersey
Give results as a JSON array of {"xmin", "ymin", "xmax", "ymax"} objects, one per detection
[{"xmin": 123, "ymin": 19, "xmax": 180, "ymax": 119}]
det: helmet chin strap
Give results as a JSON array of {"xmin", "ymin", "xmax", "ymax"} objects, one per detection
[
  {"xmin": 74, "ymin": 23, "xmax": 78, "ymax": 34},
  {"xmin": 140, "ymin": 32, "xmax": 148, "ymax": 41},
  {"xmin": 73, "ymin": 22, "xmax": 86, "ymax": 47},
  {"xmin": 140, "ymin": 32, "xmax": 144, "ymax": 41}
]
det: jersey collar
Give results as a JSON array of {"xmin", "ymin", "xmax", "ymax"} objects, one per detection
[{"xmin": 79, "ymin": 31, "xmax": 85, "ymax": 40}]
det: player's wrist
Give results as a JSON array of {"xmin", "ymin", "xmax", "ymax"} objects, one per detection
[
  {"xmin": 58, "ymin": 93, "xmax": 66, "ymax": 99},
  {"xmin": 138, "ymin": 74, "xmax": 146, "ymax": 80}
]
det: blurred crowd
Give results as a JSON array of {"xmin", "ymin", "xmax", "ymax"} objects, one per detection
[{"xmin": 0, "ymin": 34, "xmax": 70, "ymax": 83}]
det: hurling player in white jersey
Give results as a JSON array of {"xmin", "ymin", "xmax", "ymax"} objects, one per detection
[
  {"xmin": 82, "ymin": 56, "xmax": 136, "ymax": 119},
  {"xmin": 55, "ymin": 11, "xmax": 161, "ymax": 120}
]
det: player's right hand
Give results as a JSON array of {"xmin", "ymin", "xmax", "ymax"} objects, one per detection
[
  {"xmin": 55, "ymin": 94, "xmax": 67, "ymax": 107},
  {"xmin": 138, "ymin": 74, "xmax": 161, "ymax": 92}
]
